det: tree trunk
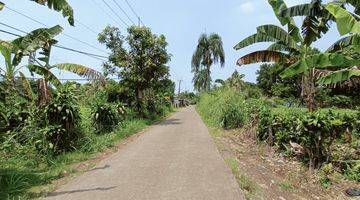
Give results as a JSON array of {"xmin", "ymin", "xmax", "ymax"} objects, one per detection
[
  {"xmin": 135, "ymin": 87, "xmax": 144, "ymax": 115},
  {"xmin": 205, "ymin": 65, "xmax": 211, "ymax": 92},
  {"xmin": 301, "ymin": 69, "xmax": 317, "ymax": 112}
]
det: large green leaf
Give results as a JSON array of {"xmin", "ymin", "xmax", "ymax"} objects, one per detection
[
  {"xmin": 347, "ymin": 0, "xmax": 360, "ymax": 15},
  {"xmin": 301, "ymin": 15, "xmax": 331, "ymax": 45},
  {"xmin": 11, "ymin": 25, "xmax": 62, "ymax": 66},
  {"xmin": 267, "ymin": 42, "xmax": 294, "ymax": 52},
  {"xmin": 31, "ymin": 0, "xmax": 74, "ymax": 26},
  {"xmin": 281, "ymin": 53, "xmax": 360, "ymax": 77},
  {"xmin": 317, "ymin": 68, "xmax": 360, "ymax": 84},
  {"xmin": 326, "ymin": 34, "xmax": 360, "ymax": 52},
  {"xmin": 0, "ymin": 41, "xmax": 14, "ymax": 79},
  {"xmin": 234, "ymin": 33, "xmax": 277, "ymax": 50},
  {"xmin": 280, "ymin": 1, "xmax": 332, "ymax": 45},
  {"xmin": 27, "ymin": 64, "xmax": 61, "ymax": 87},
  {"xmin": 215, "ymin": 79, "xmax": 225, "ymax": 86},
  {"xmin": 237, "ymin": 50, "xmax": 290, "ymax": 66},
  {"xmin": 280, "ymin": 3, "xmax": 324, "ymax": 17},
  {"xmin": 256, "ymin": 24, "xmax": 298, "ymax": 48},
  {"xmin": 268, "ymin": 0, "xmax": 302, "ymax": 42},
  {"xmin": 335, "ymin": 0, "xmax": 360, "ymax": 15},
  {"xmin": 54, "ymin": 63, "xmax": 106, "ymax": 83},
  {"xmin": 326, "ymin": 3, "xmax": 360, "ymax": 35},
  {"xmin": 19, "ymin": 72, "xmax": 35, "ymax": 100}
]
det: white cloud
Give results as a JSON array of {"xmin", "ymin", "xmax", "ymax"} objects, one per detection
[{"xmin": 238, "ymin": 2, "xmax": 255, "ymax": 14}]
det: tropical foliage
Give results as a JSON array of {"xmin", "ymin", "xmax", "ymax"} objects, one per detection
[
  {"xmin": 196, "ymin": 0, "xmax": 360, "ymax": 190},
  {"xmin": 0, "ymin": 3, "xmax": 174, "ymax": 199},
  {"xmin": 0, "ymin": 0, "xmax": 74, "ymax": 25},
  {"xmin": 98, "ymin": 26, "xmax": 173, "ymax": 117},
  {"xmin": 234, "ymin": 0, "xmax": 360, "ymax": 112},
  {"xmin": 191, "ymin": 33, "xmax": 225, "ymax": 92}
]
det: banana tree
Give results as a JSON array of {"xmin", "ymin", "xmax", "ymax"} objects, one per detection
[
  {"xmin": 0, "ymin": 26, "xmax": 105, "ymax": 105},
  {"xmin": 0, "ymin": 25, "xmax": 63, "ymax": 94},
  {"xmin": 314, "ymin": 2, "xmax": 360, "ymax": 85},
  {"xmin": 23, "ymin": 30, "xmax": 105, "ymax": 105},
  {"xmin": 0, "ymin": 0, "xmax": 74, "ymax": 25},
  {"xmin": 279, "ymin": 0, "xmax": 360, "ymax": 104},
  {"xmin": 235, "ymin": 0, "xmax": 330, "ymax": 111},
  {"xmin": 234, "ymin": 0, "xmax": 359, "ymax": 111}
]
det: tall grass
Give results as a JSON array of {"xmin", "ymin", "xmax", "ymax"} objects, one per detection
[
  {"xmin": 197, "ymin": 88, "xmax": 246, "ymax": 128},
  {"xmin": 197, "ymin": 87, "xmax": 266, "ymax": 129}
]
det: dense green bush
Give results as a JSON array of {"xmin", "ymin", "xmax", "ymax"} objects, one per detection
[
  {"xmin": 197, "ymin": 87, "xmax": 359, "ymax": 173},
  {"xmin": 197, "ymin": 88, "xmax": 267, "ymax": 129},
  {"xmin": 141, "ymin": 89, "xmax": 172, "ymax": 119},
  {"xmin": 197, "ymin": 88, "xmax": 245, "ymax": 129},
  {"xmin": 0, "ymin": 96, "xmax": 30, "ymax": 134},
  {"xmin": 178, "ymin": 92, "xmax": 198, "ymax": 105},
  {"xmin": 91, "ymin": 101, "xmax": 125, "ymax": 133},
  {"xmin": 258, "ymin": 107, "xmax": 359, "ymax": 169},
  {"xmin": 43, "ymin": 85, "xmax": 82, "ymax": 154},
  {"xmin": 104, "ymin": 80, "xmax": 135, "ymax": 104}
]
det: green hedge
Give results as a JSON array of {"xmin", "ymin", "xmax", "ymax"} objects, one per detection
[
  {"xmin": 197, "ymin": 87, "xmax": 359, "ymax": 181},
  {"xmin": 258, "ymin": 106, "xmax": 359, "ymax": 169}
]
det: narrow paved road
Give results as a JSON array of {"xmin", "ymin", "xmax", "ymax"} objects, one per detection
[{"xmin": 45, "ymin": 106, "xmax": 244, "ymax": 200}]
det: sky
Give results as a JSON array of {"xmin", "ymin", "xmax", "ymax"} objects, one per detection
[{"xmin": 0, "ymin": 0, "xmax": 340, "ymax": 92}]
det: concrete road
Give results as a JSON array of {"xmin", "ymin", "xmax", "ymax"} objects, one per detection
[{"xmin": 45, "ymin": 106, "xmax": 244, "ymax": 200}]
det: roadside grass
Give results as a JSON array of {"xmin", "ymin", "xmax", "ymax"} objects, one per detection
[
  {"xmin": 278, "ymin": 181, "xmax": 296, "ymax": 192},
  {"xmin": 0, "ymin": 106, "xmax": 172, "ymax": 199},
  {"xmin": 224, "ymin": 157, "xmax": 260, "ymax": 200}
]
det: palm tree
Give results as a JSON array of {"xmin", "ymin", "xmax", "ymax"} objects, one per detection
[
  {"xmin": 234, "ymin": 0, "xmax": 360, "ymax": 112},
  {"xmin": 227, "ymin": 71, "xmax": 245, "ymax": 91},
  {"xmin": 192, "ymin": 68, "xmax": 208, "ymax": 92},
  {"xmin": 192, "ymin": 33, "xmax": 225, "ymax": 91}
]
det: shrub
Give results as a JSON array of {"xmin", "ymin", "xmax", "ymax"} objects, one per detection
[
  {"xmin": 0, "ymin": 96, "xmax": 30, "ymax": 134},
  {"xmin": 197, "ymin": 88, "xmax": 263, "ymax": 129},
  {"xmin": 43, "ymin": 85, "xmax": 82, "ymax": 154},
  {"xmin": 104, "ymin": 80, "xmax": 134, "ymax": 104},
  {"xmin": 91, "ymin": 101, "xmax": 125, "ymax": 133},
  {"xmin": 141, "ymin": 89, "xmax": 171, "ymax": 119},
  {"xmin": 258, "ymin": 107, "xmax": 359, "ymax": 169},
  {"xmin": 220, "ymin": 101, "xmax": 246, "ymax": 129},
  {"xmin": 344, "ymin": 161, "xmax": 360, "ymax": 182}
]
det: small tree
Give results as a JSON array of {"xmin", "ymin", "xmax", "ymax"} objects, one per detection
[{"xmin": 98, "ymin": 26, "xmax": 172, "ymax": 115}]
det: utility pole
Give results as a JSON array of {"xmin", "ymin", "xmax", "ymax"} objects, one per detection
[
  {"xmin": 138, "ymin": 17, "xmax": 141, "ymax": 26},
  {"xmin": 178, "ymin": 79, "xmax": 182, "ymax": 96}
]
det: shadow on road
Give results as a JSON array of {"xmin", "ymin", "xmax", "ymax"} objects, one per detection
[
  {"xmin": 89, "ymin": 164, "xmax": 110, "ymax": 171},
  {"xmin": 160, "ymin": 118, "xmax": 182, "ymax": 126},
  {"xmin": 47, "ymin": 186, "xmax": 117, "ymax": 197}
]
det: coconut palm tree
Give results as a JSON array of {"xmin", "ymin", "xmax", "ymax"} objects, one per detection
[
  {"xmin": 192, "ymin": 68, "xmax": 208, "ymax": 92},
  {"xmin": 192, "ymin": 33, "xmax": 225, "ymax": 91}
]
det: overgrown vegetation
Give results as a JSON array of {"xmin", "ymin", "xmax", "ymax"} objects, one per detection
[
  {"xmin": 0, "ymin": 1, "xmax": 175, "ymax": 199},
  {"xmin": 194, "ymin": 0, "xmax": 360, "ymax": 188},
  {"xmin": 197, "ymin": 86, "xmax": 359, "ymax": 187}
]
